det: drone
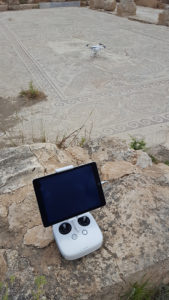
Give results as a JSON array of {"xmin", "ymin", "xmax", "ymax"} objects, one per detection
[{"xmin": 86, "ymin": 43, "xmax": 106, "ymax": 57}]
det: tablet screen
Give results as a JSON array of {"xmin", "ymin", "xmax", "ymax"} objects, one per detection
[{"xmin": 33, "ymin": 162, "xmax": 106, "ymax": 227}]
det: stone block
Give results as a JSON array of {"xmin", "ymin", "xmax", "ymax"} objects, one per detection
[
  {"xmin": 94, "ymin": 0, "xmax": 104, "ymax": 9},
  {"xmin": 89, "ymin": 0, "xmax": 95, "ymax": 8},
  {"xmin": 158, "ymin": 5, "xmax": 169, "ymax": 26},
  {"xmin": 135, "ymin": 0, "xmax": 158, "ymax": 8},
  {"xmin": 0, "ymin": 4, "xmax": 8, "ymax": 10},
  {"xmin": 104, "ymin": 0, "xmax": 116, "ymax": 11},
  {"xmin": 117, "ymin": 0, "xmax": 136, "ymax": 16},
  {"xmin": 80, "ymin": 0, "xmax": 88, "ymax": 6},
  {"xmin": 8, "ymin": 0, "xmax": 19, "ymax": 4},
  {"xmin": 19, "ymin": 3, "xmax": 39, "ymax": 9},
  {"xmin": 0, "ymin": 145, "xmax": 44, "ymax": 194},
  {"xmin": 136, "ymin": 150, "xmax": 152, "ymax": 169},
  {"xmin": 8, "ymin": 4, "xmax": 20, "ymax": 9},
  {"xmin": 24, "ymin": 225, "xmax": 54, "ymax": 248},
  {"xmin": 101, "ymin": 160, "xmax": 136, "ymax": 180}
]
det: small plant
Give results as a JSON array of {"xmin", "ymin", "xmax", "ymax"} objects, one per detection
[
  {"xmin": 164, "ymin": 160, "xmax": 169, "ymax": 166},
  {"xmin": 149, "ymin": 155, "xmax": 159, "ymax": 164},
  {"xmin": 121, "ymin": 280, "xmax": 153, "ymax": 300},
  {"xmin": 19, "ymin": 81, "xmax": 46, "ymax": 100},
  {"xmin": 0, "ymin": 282, "xmax": 3, "ymax": 292},
  {"xmin": 56, "ymin": 111, "xmax": 93, "ymax": 149},
  {"xmin": 79, "ymin": 137, "xmax": 86, "ymax": 148},
  {"xmin": 130, "ymin": 136, "xmax": 146, "ymax": 151},
  {"xmin": 10, "ymin": 275, "xmax": 15, "ymax": 285},
  {"xmin": 0, "ymin": 275, "xmax": 16, "ymax": 300},
  {"xmin": 33, "ymin": 275, "xmax": 47, "ymax": 300}
]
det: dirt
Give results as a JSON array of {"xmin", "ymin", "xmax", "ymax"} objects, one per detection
[{"xmin": 0, "ymin": 96, "xmax": 46, "ymax": 147}]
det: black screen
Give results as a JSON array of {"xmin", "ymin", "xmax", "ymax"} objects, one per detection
[{"xmin": 33, "ymin": 162, "xmax": 106, "ymax": 227}]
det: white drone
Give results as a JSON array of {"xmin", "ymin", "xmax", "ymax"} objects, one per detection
[{"xmin": 86, "ymin": 43, "xmax": 106, "ymax": 57}]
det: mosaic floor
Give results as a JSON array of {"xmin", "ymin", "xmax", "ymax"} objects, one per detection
[{"xmin": 0, "ymin": 7, "xmax": 169, "ymax": 146}]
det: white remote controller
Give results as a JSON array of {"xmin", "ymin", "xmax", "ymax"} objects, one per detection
[
  {"xmin": 52, "ymin": 212, "xmax": 103, "ymax": 260},
  {"xmin": 52, "ymin": 165, "xmax": 103, "ymax": 260}
]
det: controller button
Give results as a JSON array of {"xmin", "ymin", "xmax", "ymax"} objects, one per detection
[
  {"xmin": 72, "ymin": 234, "xmax": 78, "ymax": 240},
  {"xmin": 59, "ymin": 222, "xmax": 71, "ymax": 235},
  {"xmin": 82, "ymin": 230, "xmax": 88, "ymax": 235},
  {"xmin": 78, "ymin": 216, "xmax": 90, "ymax": 226}
]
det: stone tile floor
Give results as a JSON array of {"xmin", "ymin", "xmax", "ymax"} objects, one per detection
[{"xmin": 0, "ymin": 6, "xmax": 169, "ymax": 147}]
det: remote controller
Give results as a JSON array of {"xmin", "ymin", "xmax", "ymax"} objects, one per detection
[{"xmin": 52, "ymin": 212, "xmax": 103, "ymax": 260}]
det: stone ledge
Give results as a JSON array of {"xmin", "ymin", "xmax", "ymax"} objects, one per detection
[
  {"xmin": 8, "ymin": 3, "xmax": 39, "ymax": 9},
  {"xmin": 0, "ymin": 4, "xmax": 8, "ymax": 10}
]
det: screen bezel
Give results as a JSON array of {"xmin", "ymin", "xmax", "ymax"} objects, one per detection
[{"xmin": 33, "ymin": 162, "xmax": 106, "ymax": 227}]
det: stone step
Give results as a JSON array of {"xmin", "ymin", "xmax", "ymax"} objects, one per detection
[{"xmin": 39, "ymin": 0, "xmax": 80, "ymax": 8}]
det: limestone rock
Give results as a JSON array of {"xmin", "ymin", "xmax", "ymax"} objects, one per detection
[
  {"xmin": 135, "ymin": 0, "xmax": 158, "ymax": 8},
  {"xmin": 148, "ymin": 144, "xmax": 169, "ymax": 162},
  {"xmin": 104, "ymin": 0, "xmax": 116, "ymax": 11},
  {"xmin": 157, "ymin": 163, "xmax": 169, "ymax": 183},
  {"xmin": 92, "ymin": 147, "xmax": 109, "ymax": 165},
  {"xmin": 136, "ymin": 150, "xmax": 152, "ymax": 169},
  {"xmin": 19, "ymin": 3, "xmax": 39, "ymax": 9},
  {"xmin": 2, "ymin": 141, "xmax": 169, "ymax": 299},
  {"xmin": 158, "ymin": 5, "xmax": 169, "ymax": 26},
  {"xmin": 0, "ymin": 145, "xmax": 44, "ymax": 194},
  {"xmin": 24, "ymin": 225, "xmax": 54, "ymax": 248},
  {"xmin": 117, "ymin": 0, "xmax": 136, "ymax": 16},
  {"xmin": 0, "ymin": 204, "xmax": 8, "ymax": 217},
  {"xmin": 30, "ymin": 143, "xmax": 64, "ymax": 173},
  {"xmin": 90, "ymin": 0, "xmax": 95, "ymax": 8},
  {"xmin": 8, "ymin": 191, "xmax": 41, "ymax": 231},
  {"xmin": 87, "ymin": 137, "xmax": 136, "ymax": 165},
  {"xmin": 101, "ymin": 161, "xmax": 136, "ymax": 180},
  {"xmin": 8, "ymin": 0, "xmax": 19, "ymax": 4},
  {"xmin": 67, "ymin": 146, "xmax": 90, "ymax": 163},
  {"xmin": 94, "ymin": 0, "xmax": 104, "ymax": 9},
  {"xmin": 0, "ymin": 250, "xmax": 7, "ymax": 280},
  {"xmin": 0, "ymin": 4, "xmax": 7, "ymax": 10}
]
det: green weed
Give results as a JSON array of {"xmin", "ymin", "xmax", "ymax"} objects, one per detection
[
  {"xmin": 164, "ymin": 160, "xmax": 169, "ymax": 166},
  {"xmin": 79, "ymin": 137, "xmax": 86, "ymax": 148},
  {"xmin": 121, "ymin": 280, "xmax": 153, "ymax": 300},
  {"xmin": 149, "ymin": 155, "xmax": 159, "ymax": 164},
  {"xmin": 33, "ymin": 275, "xmax": 47, "ymax": 300},
  {"xmin": 130, "ymin": 136, "xmax": 146, "ymax": 151},
  {"xmin": 19, "ymin": 81, "xmax": 46, "ymax": 100}
]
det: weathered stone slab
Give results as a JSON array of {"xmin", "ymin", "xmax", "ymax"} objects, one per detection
[
  {"xmin": 0, "ymin": 203, "xmax": 8, "ymax": 217},
  {"xmin": 94, "ymin": 0, "xmax": 104, "ymax": 9},
  {"xmin": 0, "ymin": 4, "xmax": 8, "ymax": 10},
  {"xmin": 19, "ymin": 3, "xmax": 39, "ymax": 9},
  {"xmin": 104, "ymin": 0, "xmax": 116, "ymax": 11},
  {"xmin": 0, "ymin": 146, "xmax": 44, "ymax": 194},
  {"xmin": 24, "ymin": 225, "xmax": 53, "ymax": 248},
  {"xmin": 117, "ymin": 0, "xmax": 136, "ymax": 16},
  {"xmin": 135, "ymin": 0, "xmax": 158, "ymax": 8},
  {"xmin": 8, "ymin": 190, "xmax": 41, "ymax": 231},
  {"xmin": 148, "ymin": 144, "xmax": 169, "ymax": 162},
  {"xmin": 158, "ymin": 5, "xmax": 169, "ymax": 25},
  {"xmin": 136, "ymin": 150, "xmax": 152, "ymax": 168},
  {"xmin": 101, "ymin": 160, "xmax": 136, "ymax": 180},
  {"xmin": 89, "ymin": 0, "xmax": 95, "ymax": 8}
]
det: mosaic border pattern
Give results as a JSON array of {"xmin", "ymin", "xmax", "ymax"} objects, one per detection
[{"xmin": 103, "ymin": 113, "xmax": 169, "ymax": 135}]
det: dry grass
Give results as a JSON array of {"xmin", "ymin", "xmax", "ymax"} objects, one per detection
[{"xmin": 19, "ymin": 81, "xmax": 46, "ymax": 100}]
